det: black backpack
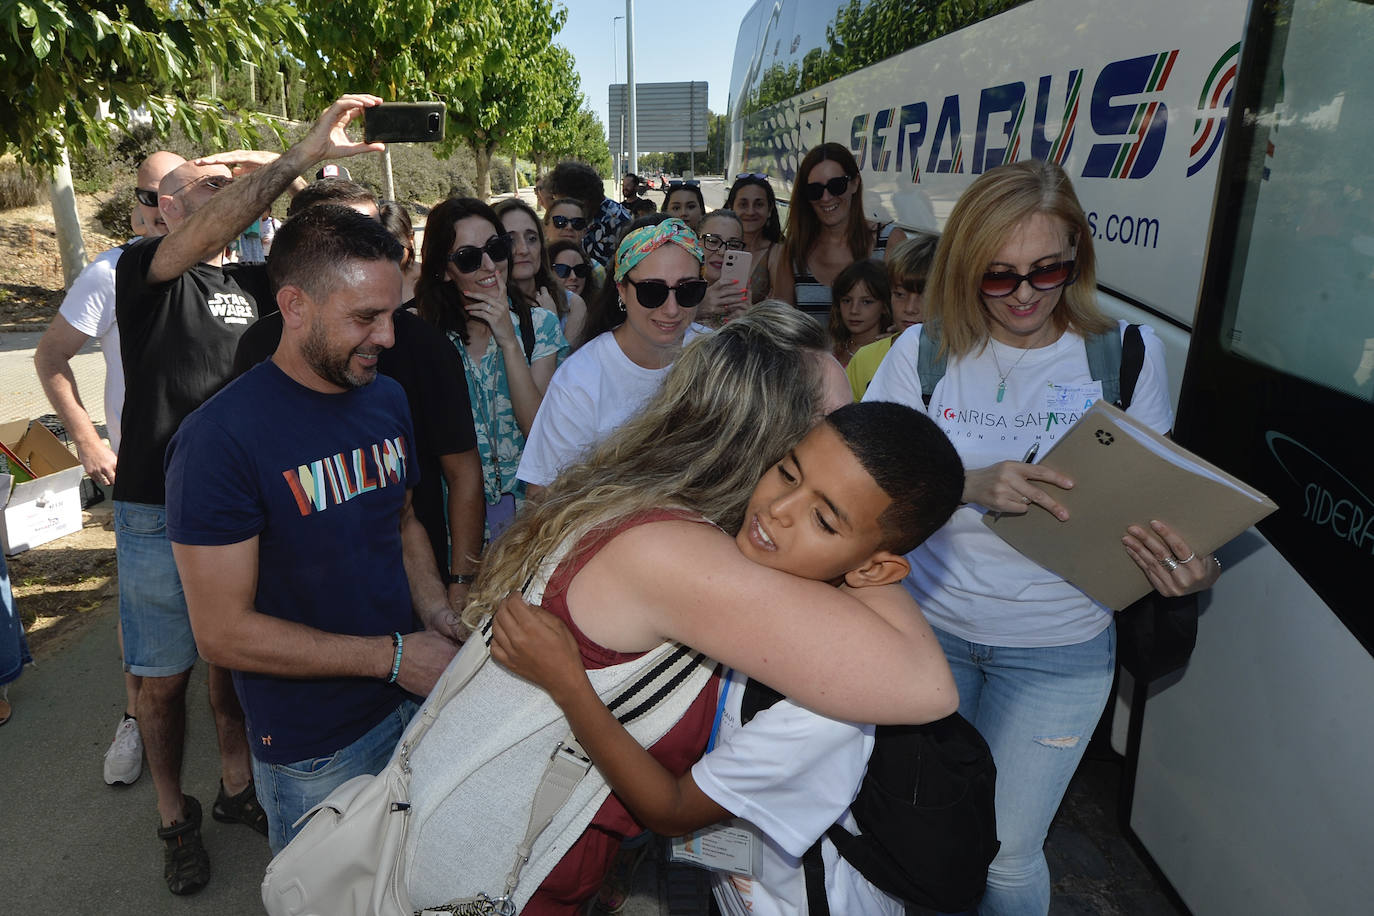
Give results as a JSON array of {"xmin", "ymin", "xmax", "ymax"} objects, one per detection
[{"xmin": 740, "ymin": 680, "xmax": 1001, "ymax": 913}]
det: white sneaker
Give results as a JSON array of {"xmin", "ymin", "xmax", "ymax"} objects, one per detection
[{"xmin": 103, "ymin": 716, "xmax": 143, "ymax": 785}]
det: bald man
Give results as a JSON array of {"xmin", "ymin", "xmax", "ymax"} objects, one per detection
[
  {"xmin": 33, "ymin": 149, "xmax": 185, "ymax": 792},
  {"xmin": 112, "ymin": 95, "xmax": 388, "ymax": 895}
]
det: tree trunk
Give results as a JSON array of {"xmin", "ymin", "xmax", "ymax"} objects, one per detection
[
  {"xmin": 473, "ymin": 144, "xmax": 493, "ymax": 201},
  {"xmin": 49, "ymin": 145, "xmax": 87, "ymax": 289},
  {"xmin": 380, "ymin": 147, "xmax": 396, "ymax": 202},
  {"xmin": 511, "ymin": 153, "xmax": 519, "ymax": 196}
]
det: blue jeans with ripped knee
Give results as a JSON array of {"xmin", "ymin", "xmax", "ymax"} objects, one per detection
[{"xmin": 934, "ymin": 622, "xmax": 1116, "ymax": 916}]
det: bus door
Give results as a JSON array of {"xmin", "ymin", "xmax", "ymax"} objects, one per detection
[{"xmin": 1128, "ymin": 1, "xmax": 1374, "ymax": 912}]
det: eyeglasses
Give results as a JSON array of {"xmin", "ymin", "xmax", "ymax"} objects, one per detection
[
  {"xmin": 667, "ymin": 179, "xmax": 700, "ymax": 189},
  {"xmin": 733, "ymin": 172, "xmax": 768, "ymax": 182},
  {"xmin": 699, "ymin": 233, "xmax": 747, "ymax": 252},
  {"xmin": 623, "ymin": 276, "xmax": 708, "ymax": 309},
  {"xmin": 553, "ymin": 262, "xmax": 591, "ymax": 279},
  {"xmin": 979, "ymin": 260, "xmax": 1077, "ymax": 298},
  {"xmin": 549, "ymin": 215, "xmax": 587, "ymax": 231},
  {"xmin": 134, "ymin": 188, "xmax": 160, "ymax": 207},
  {"xmin": 167, "ymin": 174, "xmax": 234, "ymax": 199},
  {"xmin": 449, "ymin": 234, "xmax": 513, "ymax": 273},
  {"xmin": 803, "ymin": 175, "xmax": 854, "ymax": 201}
]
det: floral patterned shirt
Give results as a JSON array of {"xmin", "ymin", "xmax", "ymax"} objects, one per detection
[
  {"xmin": 449, "ymin": 306, "xmax": 569, "ymax": 526},
  {"xmin": 583, "ymin": 197, "xmax": 632, "ymax": 267}
]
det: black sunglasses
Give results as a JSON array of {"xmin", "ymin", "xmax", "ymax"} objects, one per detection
[
  {"xmin": 549, "ymin": 215, "xmax": 588, "ymax": 231},
  {"xmin": 134, "ymin": 188, "xmax": 159, "ymax": 207},
  {"xmin": 553, "ymin": 262, "xmax": 591, "ymax": 279},
  {"xmin": 667, "ymin": 179, "xmax": 701, "ymax": 189},
  {"xmin": 624, "ymin": 277, "xmax": 708, "ymax": 309},
  {"xmin": 449, "ymin": 234, "xmax": 513, "ymax": 273},
  {"xmin": 699, "ymin": 233, "xmax": 747, "ymax": 252},
  {"xmin": 736, "ymin": 172, "xmax": 768, "ymax": 181},
  {"xmin": 979, "ymin": 260, "xmax": 1077, "ymax": 298},
  {"xmin": 803, "ymin": 174, "xmax": 854, "ymax": 201}
]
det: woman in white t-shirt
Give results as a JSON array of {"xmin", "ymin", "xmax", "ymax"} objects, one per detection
[
  {"xmin": 517, "ymin": 216, "xmax": 710, "ymax": 494},
  {"xmin": 865, "ymin": 160, "xmax": 1222, "ymax": 916}
]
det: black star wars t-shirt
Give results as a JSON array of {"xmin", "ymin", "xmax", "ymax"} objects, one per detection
[{"xmin": 114, "ymin": 236, "xmax": 271, "ymax": 505}]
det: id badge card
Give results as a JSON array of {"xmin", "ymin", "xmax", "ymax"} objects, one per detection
[
  {"xmin": 1045, "ymin": 381, "xmax": 1103, "ymax": 413},
  {"xmin": 668, "ymin": 818, "xmax": 756, "ymax": 877}
]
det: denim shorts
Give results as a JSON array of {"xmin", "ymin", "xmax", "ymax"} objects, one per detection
[
  {"xmin": 253, "ymin": 699, "xmax": 419, "ymax": 854},
  {"xmin": 115, "ymin": 501, "xmax": 199, "ymax": 677}
]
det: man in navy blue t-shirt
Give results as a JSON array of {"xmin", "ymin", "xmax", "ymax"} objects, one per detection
[{"xmin": 166, "ymin": 206, "xmax": 462, "ymax": 853}]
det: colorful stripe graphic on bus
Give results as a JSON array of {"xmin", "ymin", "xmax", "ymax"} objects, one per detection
[
  {"xmin": 1082, "ymin": 50, "xmax": 1178, "ymax": 180},
  {"xmin": 1038, "ymin": 69, "xmax": 1082, "ymax": 168},
  {"xmin": 1187, "ymin": 42, "xmax": 1241, "ymax": 177}
]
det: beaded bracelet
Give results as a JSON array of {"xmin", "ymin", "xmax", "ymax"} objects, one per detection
[{"xmin": 387, "ymin": 631, "xmax": 404, "ymax": 685}]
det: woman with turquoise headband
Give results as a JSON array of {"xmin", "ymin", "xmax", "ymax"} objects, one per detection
[{"xmin": 517, "ymin": 215, "xmax": 714, "ymax": 497}]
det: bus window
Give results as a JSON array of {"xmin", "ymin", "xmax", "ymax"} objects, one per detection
[{"xmin": 1223, "ymin": 0, "xmax": 1374, "ymax": 401}]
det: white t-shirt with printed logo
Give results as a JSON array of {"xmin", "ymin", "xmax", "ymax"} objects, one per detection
[
  {"xmin": 516, "ymin": 325, "xmax": 710, "ymax": 487},
  {"xmin": 57, "ymin": 245, "xmax": 125, "ymax": 450},
  {"xmin": 692, "ymin": 670, "xmax": 905, "ymax": 916},
  {"xmin": 864, "ymin": 321, "xmax": 1173, "ymax": 647}
]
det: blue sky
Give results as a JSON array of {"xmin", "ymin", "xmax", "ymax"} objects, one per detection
[{"xmin": 556, "ymin": 0, "xmax": 750, "ymax": 136}]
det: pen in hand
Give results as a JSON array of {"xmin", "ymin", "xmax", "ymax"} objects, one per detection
[{"xmin": 1022, "ymin": 442, "xmax": 1040, "ymax": 464}]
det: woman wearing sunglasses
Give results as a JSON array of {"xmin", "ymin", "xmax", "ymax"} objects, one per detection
[
  {"xmin": 865, "ymin": 160, "xmax": 1220, "ymax": 915},
  {"xmin": 415, "ymin": 197, "xmax": 570, "ymax": 542},
  {"xmin": 498, "ymin": 199, "xmax": 589, "ymax": 350},
  {"xmin": 696, "ymin": 210, "xmax": 750, "ymax": 328},
  {"xmin": 770, "ymin": 143, "xmax": 905, "ymax": 324},
  {"xmin": 516, "ymin": 216, "xmax": 711, "ymax": 497},
  {"xmin": 725, "ymin": 173, "xmax": 783, "ymax": 303},
  {"xmin": 660, "ymin": 179, "xmax": 705, "ymax": 231},
  {"xmin": 548, "ymin": 240, "xmax": 597, "ymax": 299}
]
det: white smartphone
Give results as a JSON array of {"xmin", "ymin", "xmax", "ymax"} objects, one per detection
[{"xmin": 719, "ymin": 249, "xmax": 753, "ymax": 294}]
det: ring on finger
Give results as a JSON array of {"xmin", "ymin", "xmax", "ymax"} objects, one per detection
[
  {"xmin": 1160, "ymin": 556, "xmax": 1179, "ymax": 571},
  {"xmin": 1022, "ymin": 495, "xmax": 1032, "ymax": 504},
  {"xmin": 1179, "ymin": 552, "xmax": 1197, "ymax": 564}
]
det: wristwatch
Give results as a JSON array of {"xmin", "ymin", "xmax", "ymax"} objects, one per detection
[{"xmin": 445, "ymin": 572, "xmax": 476, "ymax": 586}]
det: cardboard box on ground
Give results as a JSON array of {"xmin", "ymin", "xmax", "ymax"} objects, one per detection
[{"xmin": 1, "ymin": 419, "xmax": 85, "ymax": 555}]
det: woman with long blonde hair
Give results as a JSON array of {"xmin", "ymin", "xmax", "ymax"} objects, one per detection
[
  {"xmin": 405, "ymin": 301, "xmax": 954, "ymax": 914},
  {"xmin": 867, "ymin": 159, "xmax": 1222, "ymax": 914}
]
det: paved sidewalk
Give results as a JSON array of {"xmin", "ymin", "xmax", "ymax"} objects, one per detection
[
  {"xmin": 0, "ymin": 603, "xmax": 695, "ymax": 914},
  {"xmin": 0, "ymin": 329, "xmax": 108, "ymax": 431}
]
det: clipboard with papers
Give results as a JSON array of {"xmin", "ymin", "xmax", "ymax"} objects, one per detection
[{"xmin": 982, "ymin": 400, "xmax": 1278, "ymax": 610}]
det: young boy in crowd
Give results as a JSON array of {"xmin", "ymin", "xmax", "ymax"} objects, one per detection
[
  {"xmin": 845, "ymin": 231, "xmax": 941, "ymax": 400},
  {"xmin": 492, "ymin": 400, "xmax": 964, "ymax": 915}
]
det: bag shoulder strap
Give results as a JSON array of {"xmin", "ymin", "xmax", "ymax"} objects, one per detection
[
  {"xmin": 916, "ymin": 324, "xmax": 947, "ymax": 408},
  {"xmin": 803, "ymin": 838, "xmax": 832, "ymax": 916}
]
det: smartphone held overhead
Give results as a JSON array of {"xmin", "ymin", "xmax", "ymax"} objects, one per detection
[{"xmin": 363, "ymin": 102, "xmax": 447, "ymax": 144}]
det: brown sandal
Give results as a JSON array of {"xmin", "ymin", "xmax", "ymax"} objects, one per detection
[{"xmin": 212, "ymin": 779, "xmax": 270, "ymax": 836}]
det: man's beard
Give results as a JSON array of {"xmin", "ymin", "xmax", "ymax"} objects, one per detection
[{"xmin": 302, "ymin": 316, "xmax": 378, "ymax": 389}]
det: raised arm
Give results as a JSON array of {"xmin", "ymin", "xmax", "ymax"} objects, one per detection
[
  {"xmin": 147, "ymin": 94, "xmax": 384, "ymax": 284},
  {"xmin": 567, "ymin": 520, "xmax": 957, "ymax": 725},
  {"xmin": 491, "ymin": 598, "xmax": 727, "ymax": 836}
]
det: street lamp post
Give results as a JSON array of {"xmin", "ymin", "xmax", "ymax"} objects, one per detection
[
  {"xmin": 626, "ymin": 0, "xmax": 638, "ymax": 179},
  {"xmin": 612, "ymin": 14, "xmax": 624, "ymax": 182}
]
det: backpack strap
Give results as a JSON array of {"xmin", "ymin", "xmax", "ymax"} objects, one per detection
[
  {"xmin": 1119, "ymin": 323, "xmax": 1144, "ymax": 411},
  {"xmin": 1084, "ymin": 328, "xmax": 1123, "ymax": 407},
  {"xmin": 802, "ymin": 839, "xmax": 833, "ymax": 916},
  {"xmin": 916, "ymin": 324, "xmax": 947, "ymax": 408}
]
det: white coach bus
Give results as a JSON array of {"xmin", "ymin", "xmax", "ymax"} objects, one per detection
[{"xmin": 728, "ymin": 1, "xmax": 1374, "ymax": 913}]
